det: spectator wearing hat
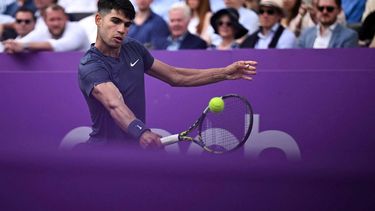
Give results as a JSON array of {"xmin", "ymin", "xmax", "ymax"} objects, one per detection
[
  {"xmin": 241, "ymin": 0, "xmax": 296, "ymax": 49},
  {"xmin": 153, "ymin": 2, "xmax": 207, "ymax": 50},
  {"xmin": 209, "ymin": 8, "xmax": 248, "ymax": 50}
]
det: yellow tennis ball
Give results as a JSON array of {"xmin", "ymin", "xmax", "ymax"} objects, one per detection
[{"xmin": 208, "ymin": 97, "xmax": 224, "ymax": 113}]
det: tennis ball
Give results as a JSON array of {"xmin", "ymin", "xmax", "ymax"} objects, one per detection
[{"xmin": 208, "ymin": 97, "xmax": 224, "ymax": 113}]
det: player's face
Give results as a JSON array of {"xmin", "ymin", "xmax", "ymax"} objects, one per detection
[
  {"xmin": 45, "ymin": 9, "xmax": 67, "ymax": 38},
  {"xmin": 14, "ymin": 12, "xmax": 36, "ymax": 37},
  {"xmin": 96, "ymin": 9, "xmax": 132, "ymax": 49},
  {"xmin": 168, "ymin": 9, "xmax": 189, "ymax": 38},
  {"xmin": 317, "ymin": 0, "xmax": 340, "ymax": 27}
]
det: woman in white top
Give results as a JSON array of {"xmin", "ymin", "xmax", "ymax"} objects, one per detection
[{"xmin": 186, "ymin": 0, "xmax": 213, "ymax": 44}]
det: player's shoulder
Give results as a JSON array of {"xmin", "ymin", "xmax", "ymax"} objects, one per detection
[
  {"xmin": 79, "ymin": 45, "xmax": 106, "ymax": 75},
  {"xmin": 80, "ymin": 45, "xmax": 103, "ymax": 66}
]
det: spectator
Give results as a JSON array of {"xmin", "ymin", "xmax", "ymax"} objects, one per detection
[
  {"xmin": 281, "ymin": 0, "xmax": 302, "ymax": 27},
  {"xmin": 209, "ymin": 8, "xmax": 248, "ymax": 49},
  {"xmin": 12, "ymin": 7, "xmax": 36, "ymax": 39},
  {"xmin": 3, "ymin": 4, "xmax": 89, "ymax": 53},
  {"xmin": 341, "ymin": 0, "xmax": 366, "ymax": 24},
  {"xmin": 18, "ymin": 0, "xmax": 57, "ymax": 42},
  {"xmin": 358, "ymin": 11, "xmax": 375, "ymax": 47},
  {"xmin": 224, "ymin": 0, "xmax": 259, "ymax": 34},
  {"xmin": 186, "ymin": 0, "xmax": 213, "ymax": 44},
  {"xmin": 241, "ymin": 0, "xmax": 296, "ymax": 49},
  {"xmin": 153, "ymin": 2, "xmax": 207, "ymax": 50},
  {"xmin": 362, "ymin": 0, "xmax": 375, "ymax": 21},
  {"xmin": 287, "ymin": 0, "xmax": 346, "ymax": 37},
  {"xmin": 244, "ymin": 0, "xmax": 260, "ymax": 12},
  {"xmin": 128, "ymin": 0, "xmax": 169, "ymax": 49},
  {"xmin": 298, "ymin": 0, "xmax": 358, "ymax": 48}
]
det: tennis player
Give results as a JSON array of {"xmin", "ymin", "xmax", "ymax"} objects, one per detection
[{"xmin": 78, "ymin": 0, "xmax": 257, "ymax": 149}]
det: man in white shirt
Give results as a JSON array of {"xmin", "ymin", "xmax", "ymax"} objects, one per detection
[
  {"xmin": 240, "ymin": 0, "xmax": 296, "ymax": 49},
  {"xmin": 4, "ymin": 4, "xmax": 90, "ymax": 53},
  {"xmin": 298, "ymin": 0, "xmax": 358, "ymax": 48}
]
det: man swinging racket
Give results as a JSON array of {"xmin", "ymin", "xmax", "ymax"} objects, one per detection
[{"xmin": 78, "ymin": 0, "xmax": 257, "ymax": 150}]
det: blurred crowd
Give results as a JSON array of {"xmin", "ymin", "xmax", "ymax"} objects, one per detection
[{"xmin": 0, "ymin": 0, "xmax": 374, "ymax": 53}]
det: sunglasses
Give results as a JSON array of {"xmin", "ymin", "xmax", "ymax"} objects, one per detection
[
  {"xmin": 218, "ymin": 21, "xmax": 233, "ymax": 27},
  {"xmin": 15, "ymin": 19, "xmax": 32, "ymax": 24},
  {"xmin": 317, "ymin": 6, "xmax": 336, "ymax": 12},
  {"xmin": 259, "ymin": 9, "xmax": 276, "ymax": 15}
]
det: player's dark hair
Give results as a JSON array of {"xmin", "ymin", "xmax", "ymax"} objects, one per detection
[{"xmin": 97, "ymin": 0, "xmax": 135, "ymax": 20}]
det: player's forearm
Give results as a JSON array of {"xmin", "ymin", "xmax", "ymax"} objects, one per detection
[
  {"xmin": 108, "ymin": 104, "xmax": 137, "ymax": 132},
  {"xmin": 171, "ymin": 67, "xmax": 227, "ymax": 87}
]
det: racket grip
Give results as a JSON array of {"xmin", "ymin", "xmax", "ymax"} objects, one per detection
[{"xmin": 160, "ymin": 134, "xmax": 179, "ymax": 145}]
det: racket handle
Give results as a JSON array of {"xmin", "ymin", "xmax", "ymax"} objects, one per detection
[{"xmin": 160, "ymin": 134, "xmax": 179, "ymax": 145}]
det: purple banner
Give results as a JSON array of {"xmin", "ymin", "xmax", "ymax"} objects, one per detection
[
  {"xmin": 1, "ymin": 49, "xmax": 374, "ymax": 162},
  {"xmin": 1, "ymin": 49, "xmax": 375, "ymax": 210}
]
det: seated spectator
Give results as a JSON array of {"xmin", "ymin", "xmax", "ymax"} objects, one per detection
[
  {"xmin": 19, "ymin": 0, "xmax": 58, "ymax": 42},
  {"xmin": 287, "ymin": 0, "xmax": 346, "ymax": 37},
  {"xmin": 244, "ymin": 0, "xmax": 260, "ymax": 12},
  {"xmin": 362, "ymin": 0, "xmax": 375, "ymax": 21},
  {"xmin": 281, "ymin": 0, "xmax": 302, "ymax": 27},
  {"xmin": 11, "ymin": 7, "xmax": 36, "ymax": 40},
  {"xmin": 358, "ymin": 11, "xmax": 375, "ymax": 47},
  {"xmin": 186, "ymin": 0, "xmax": 213, "ymax": 44},
  {"xmin": 298, "ymin": 0, "xmax": 358, "ymax": 48},
  {"xmin": 153, "ymin": 2, "xmax": 207, "ymax": 50},
  {"xmin": 3, "ymin": 4, "xmax": 89, "ymax": 53},
  {"xmin": 224, "ymin": 0, "xmax": 259, "ymax": 35},
  {"xmin": 128, "ymin": 0, "xmax": 169, "ymax": 49},
  {"xmin": 209, "ymin": 8, "xmax": 248, "ymax": 49},
  {"xmin": 210, "ymin": 0, "xmax": 259, "ymax": 46},
  {"xmin": 341, "ymin": 0, "xmax": 366, "ymax": 24},
  {"xmin": 241, "ymin": 0, "xmax": 296, "ymax": 49}
]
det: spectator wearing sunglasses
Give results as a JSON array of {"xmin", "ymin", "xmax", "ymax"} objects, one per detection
[
  {"xmin": 13, "ymin": 7, "xmax": 36, "ymax": 39},
  {"xmin": 240, "ymin": 0, "xmax": 296, "ymax": 49},
  {"xmin": 4, "ymin": 4, "xmax": 89, "ymax": 53},
  {"xmin": 298, "ymin": 0, "xmax": 358, "ymax": 48},
  {"xmin": 209, "ymin": 8, "xmax": 248, "ymax": 50}
]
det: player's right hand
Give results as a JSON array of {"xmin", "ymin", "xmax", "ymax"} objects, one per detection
[{"xmin": 139, "ymin": 130, "xmax": 163, "ymax": 150}]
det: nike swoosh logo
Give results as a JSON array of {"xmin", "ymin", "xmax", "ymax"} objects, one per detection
[{"xmin": 130, "ymin": 59, "xmax": 139, "ymax": 67}]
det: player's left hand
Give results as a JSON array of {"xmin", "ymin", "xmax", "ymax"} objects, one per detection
[{"xmin": 224, "ymin": 60, "xmax": 257, "ymax": 80}]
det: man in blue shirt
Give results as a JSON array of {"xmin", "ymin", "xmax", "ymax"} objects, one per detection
[
  {"xmin": 78, "ymin": 0, "xmax": 257, "ymax": 149},
  {"xmin": 128, "ymin": 0, "xmax": 169, "ymax": 49}
]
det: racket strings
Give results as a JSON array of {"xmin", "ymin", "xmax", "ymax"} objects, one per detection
[{"xmin": 200, "ymin": 97, "xmax": 251, "ymax": 153}]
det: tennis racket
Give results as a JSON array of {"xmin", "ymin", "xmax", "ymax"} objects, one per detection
[{"xmin": 161, "ymin": 94, "xmax": 253, "ymax": 154}]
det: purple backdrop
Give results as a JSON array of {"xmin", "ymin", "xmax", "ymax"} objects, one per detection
[{"xmin": 1, "ymin": 49, "xmax": 375, "ymax": 210}]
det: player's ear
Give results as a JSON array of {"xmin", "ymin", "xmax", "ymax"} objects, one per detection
[{"xmin": 95, "ymin": 12, "xmax": 102, "ymax": 26}]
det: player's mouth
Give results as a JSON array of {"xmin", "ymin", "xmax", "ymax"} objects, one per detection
[{"xmin": 113, "ymin": 36, "xmax": 123, "ymax": 43}]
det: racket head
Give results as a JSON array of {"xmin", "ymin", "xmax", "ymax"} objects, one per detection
[{"xmin": 195, "ymin": 94, "xmax": 253, "ymax": 154}]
